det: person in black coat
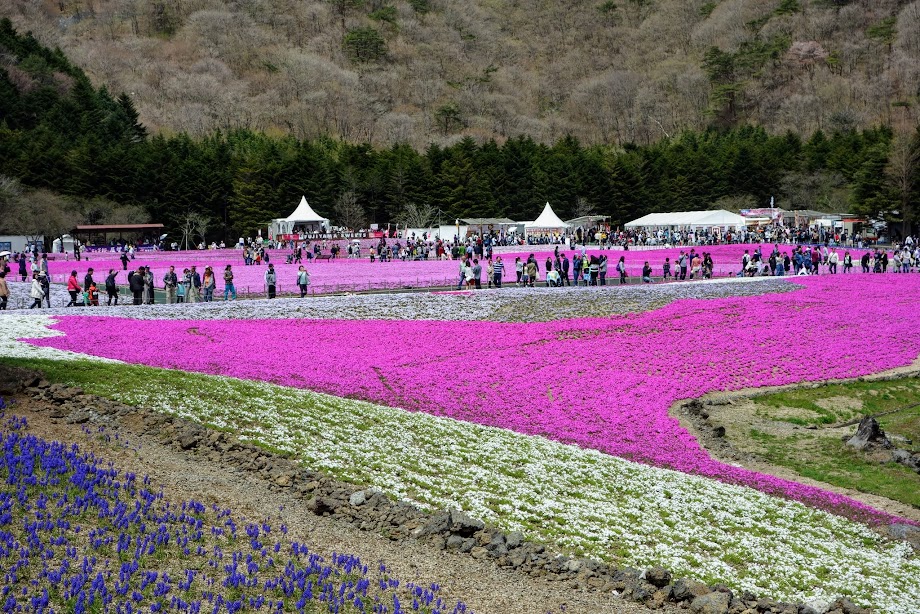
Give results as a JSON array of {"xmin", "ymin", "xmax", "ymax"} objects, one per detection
[
  {"xmin": 128, "ymin": 267, "xmax": 145, "ymax": 305},
  {"xmin": 105, "ymin": 269, "xmax": 119, "ymax": 306}
]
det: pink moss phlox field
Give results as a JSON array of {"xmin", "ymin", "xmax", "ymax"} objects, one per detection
[
  {"xmin": 28, "ymin": 275, "xmax": 920, "ymax": 525},
  {"xmin": 44, "ymin": 244, "xmax": 881, "ymax": 293}
]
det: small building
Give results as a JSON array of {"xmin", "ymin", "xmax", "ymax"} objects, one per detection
[{"xmin": 71, "ymin": 224, "xmax": 165, "ymax": 250}]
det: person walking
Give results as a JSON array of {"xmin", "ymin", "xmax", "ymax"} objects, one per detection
[
  {"xmin": 143, "ymin": 266, "xmax": 155, "ymax": 304},
  {"xmin": 493, "ymin": 256, "xmax": 504, "ymax": 288},
  {"xmin": 186, "ymin": 266, "xmax": 201, "ymax": 303},
  {"xmin": 128, "ymin": 267, "xmax": 145, "ymax": 305},
  {"xmin": 525, "ymin": 259, "xmax": 537, "ymax": 287},
  {"xmin": 297, "ymin": 265, "xmax": 310, "ymax": 297},
  {"xmin": 163, "ymin": 266, "xmax": 179, "ymax": 304},
  {"xmin": 105, "ymin": 269, "xmax": 119, "ymax": 306},
  {"xmin": 223, "ymin": 265, "xmax": 237, "ymax": 300},
  {"xmin": 0, "ymin": 271, "xmax": 8, "ymax": 310},
  {"xmin": 40, "ymin": 272, "xmax": 50, "ymax": 308},
  {"xmin": 120, "ymin": 252, "xmax": 129, "ymax": 271},
  {"xmin": 616, "ymin": 256, "xmax": 627, "ymax": 284},
  {"xmin": 561, "ymin": 254, "xmax": 570, "ymax": 286},
  {"xmin": 83, "ymin": 268, "xmax": 96, "ymax": 296},
  {"xmin": 29, "ymin": 273, "xmax": 44, "ymax": 309},
  {"xmin": 265, "ymin": 263, "xmax": 277, "ymax": 298},
  {"xmin": 202, "ymin": 266, "xmax": 216, "ymax": 302},
  {"xmin": 472, "ymin": 259, "xmax": 482, "ymax": 289},
  {"xmin": 18, "ymin": 256, "xmax": 26, "ymax": 282},
  {"xmin": 598, "ymin": 255, "xmax": 607, "ymax": 286},
  {"xmin": 66, "ymin": 270, "xmax": 82, "ymax": 307}
]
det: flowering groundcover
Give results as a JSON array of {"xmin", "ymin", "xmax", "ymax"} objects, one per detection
[
  {"xmin": 23, "ymin": 274, "xmax": 920, "ymax": 526},
  {"xmin": 3, "ymin": 361, "xmax": 918, "ymax": 612},
  {"xmin": 0, "ymin": 405, "xmax": 471, "ymax": 614}
]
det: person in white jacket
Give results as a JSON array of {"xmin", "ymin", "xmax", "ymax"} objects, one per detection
[{"xmin": 29, "ymin": 273, "xmax": 44, "ymax": 309}]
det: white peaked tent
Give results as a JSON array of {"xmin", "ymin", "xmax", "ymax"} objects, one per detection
[
  {"xmin": 525, "ymin": 202, "xmax": 571, "ymax": 230},
  {"xmin": 270, "ymin": 196, "xmax": 330, "ymax": 238},
  {"xmin": 285, "ymin": 196, "xmax": 329, "ymax": 229}
]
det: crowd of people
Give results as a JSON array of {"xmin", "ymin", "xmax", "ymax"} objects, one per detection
[{"xmin": 2, "ymin": 237, "xmax": 920, "ymax": 309}]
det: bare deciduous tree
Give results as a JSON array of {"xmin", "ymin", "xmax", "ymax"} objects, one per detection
[
  {"xmin": 333, "ymin": 189, "xmax": 366, "ymax": 230},
  {"xmin": 397, "ymin": 202, "xmax": 435, "ymax": 228},
  {"xmin": 886, "ymin": 133, "xmax": 920, "ymax": 235},
  {"xmin": 179, "ymin": 211, "xmax": 211, "ymax": 250}
]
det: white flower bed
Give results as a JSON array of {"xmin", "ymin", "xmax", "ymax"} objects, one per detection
[
  {"xmin": 1, "ymin": 277, "xmax": 790, "ymax": 322},
  {"xmin": 108, "ymin": 377, "xmax": 920, "ymax": 613},
  {"xmin": 0, "ymin": 314, "xmax": 120, "ymax": 362}
]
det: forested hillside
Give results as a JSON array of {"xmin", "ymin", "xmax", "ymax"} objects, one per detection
[
  {"xmin": 3, "ymin": 0, "xmax": 919, "ymax": 147},
  {"xmin": 0, "ymin": 14, "xmax": 917, "ymax": 241}
]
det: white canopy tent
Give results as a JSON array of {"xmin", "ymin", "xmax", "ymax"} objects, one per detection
[
  {"xmin": 525, "ymin": 202, "xmax": 571, "ymax": 231},
  {"xmin": 625, "ymin": 209, "xmax": 746, "ymax": 230},
  {"xmin": 270, "ymin": 196, "xmax": 330, "ymax": 238}
]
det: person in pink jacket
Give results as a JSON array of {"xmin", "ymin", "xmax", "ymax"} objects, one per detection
[{"xmin": 66, "ymin": 270, "xmax": 82, "ymax": 307}]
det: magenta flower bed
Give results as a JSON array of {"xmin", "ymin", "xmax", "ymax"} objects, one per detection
[
  {"xmin": 25, "ymin": 275, "xmax": 920, "ymax": 524},
  {"xmin": 45, "ymin": 243, "xmax": 877, "ymax": 294}
]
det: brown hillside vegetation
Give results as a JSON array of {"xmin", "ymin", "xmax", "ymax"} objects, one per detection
[{"xmin": 3, "ymin": 0, "xmax": 920, "ymax": 146}]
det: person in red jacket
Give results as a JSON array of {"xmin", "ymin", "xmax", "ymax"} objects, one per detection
[{"xmin": 66, "ymin": 270, "xmax": 82, "ymax": 307}]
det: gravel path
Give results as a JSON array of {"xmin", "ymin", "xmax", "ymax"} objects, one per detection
[{"xmin": 9, "ymin": 393, "xmax": 679, "ymax": 614}]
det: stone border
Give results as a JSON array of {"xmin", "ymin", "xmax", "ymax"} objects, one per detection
[{"xmin": 0, "ymin": 365, "xmax": 873, "ymax": 614}]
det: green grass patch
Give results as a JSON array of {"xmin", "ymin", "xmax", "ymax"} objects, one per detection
[{"xmin": 739, "ymin": 378, "xmax": 920, "ymax": 508}]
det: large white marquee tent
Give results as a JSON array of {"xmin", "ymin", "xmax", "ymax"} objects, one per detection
[
  {"xmin": 269, "ymin": 196, "xmax": 331, "ymax": 237},
  {"xmin": 525, "ymin": 202, "xmax": 571, "ymax": 231},
  {"xmin": 625, "ymin": 210, "xmax": 746, "ymax": 230}
]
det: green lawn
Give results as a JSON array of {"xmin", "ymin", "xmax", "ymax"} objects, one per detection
[{"xmin": 744, "ymin": 379, "xmax": 920, "ymax": 508}]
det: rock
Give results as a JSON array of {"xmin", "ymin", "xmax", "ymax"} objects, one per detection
[
  {"xmin": 886, "ymin": 523, "xmax": 920, "ymax": 550},
  {"xmin": 274, "ymin": 474, "xmax": 292, "ymax": 487},
  {"xmin": 646, "ymin": 566, "xmax": 672, "ymax": 588},
  {"xmin": 691, "ymin": 591, "xmax": 731, "ymax": 614},
  {"xmin": 66, "ymin": 411, "xmax": 91, "ymax": 424},
  {"xmin": 178, "ymin": 433, "xmax": 199, "ymax": 450},
  {"xmin": 470, "ymin": 546, "xmax": 489, "ymax": 559},
  {"xmin": 801, "ymin": 600, "xmax": 830, "ymax": 614},
  {"xmin": 652, "ymin": 586, "xmax": 672, "ymax": 608},
  {"xmin": 846, "ymin": 416, "xmax": 890, "ymax": 450},
  {"xmin": 306, "ymin": 497, "xmax": 336, "ymax": 516},
  {"xmin": 712, "ymin": 426, "xmax": 726, "ymax": 438},
  {"xmin": 673, "ymin": 579, "xmax": 711, "ymax": 602},
  {"xmin": 835, "ymin": 598, "xmax": 869, "ymax": 614},
  {"xmin": 891, "ymin": 449, "xmax": 920, "ymax": 472},
  {"xmin": 755, "ymin": 597, "xmax": 779, "ymax": 612},
  {"xmin": 416, "ymin": 511, "xmax": 450, "ymax": 537},
  {"xmin": 505, "ymin": 531, "xmax": 524, "ymax": 549},
  {"xmin": 624, "ymin": 578, "xmax": 655, "ymax": 602},
  {"xmin": 565, "ymin": 559, "xmax": 583, "ymax": 573},
  {"xmin": 349, "ymin": 491, "xmax": 366, "ymax": 506},
  {"xmin": 445, "ymin": 535, "xmax": 464, "ymax": 550},
  {"xmin": 447, "ymin": 509, "xmax": 484, "ymax": 537}
]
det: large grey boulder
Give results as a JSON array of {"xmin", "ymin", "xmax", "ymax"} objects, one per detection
[
  {"xmin": 845, "ymin": 416, "xmax": 890, "ymax": 450},
  {"xmin": 690, "ymin": 591, "xmax": 730, "ymax": 614}
]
